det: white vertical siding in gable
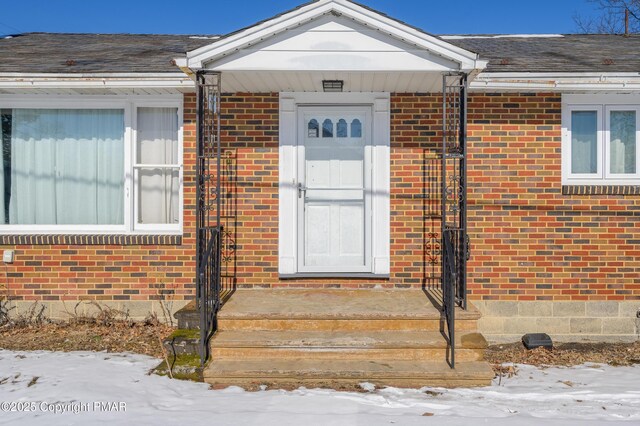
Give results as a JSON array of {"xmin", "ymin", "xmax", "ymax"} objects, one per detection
[{"xmin": 211, "ymin": 15, "xmax": 459, "ymax": 73}]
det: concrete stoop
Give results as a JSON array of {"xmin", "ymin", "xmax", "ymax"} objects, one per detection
[
  {"xmin": 174, "ymin": 300, "xmax": 199, "ymax": 330},
  {"xmin": 203, "ymin": 290, "xmax": 495, "ymax": 389}
]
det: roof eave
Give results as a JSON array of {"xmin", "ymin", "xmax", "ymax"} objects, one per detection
[
  {"xmin": 471, "ymin": 71, "xmax": 640, "ymax": 91},
  {"xmin": 0, "ymin": 72, "xmax": 196, "ymax": 90},
  {"xmin": 183, "ymin": 0, "xmax": 484, "ymax": 74}
]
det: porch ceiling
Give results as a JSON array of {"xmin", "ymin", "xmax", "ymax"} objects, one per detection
[{"xmin": 219, "ymin": 70, "xmax": 446, "ymax": 93}]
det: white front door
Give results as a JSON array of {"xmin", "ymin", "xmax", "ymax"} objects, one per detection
[{"xmin": 297, "ymin": 107, "xmax": 372, "ymax": 273}]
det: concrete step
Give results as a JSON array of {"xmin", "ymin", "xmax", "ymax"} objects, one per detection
[
  {"xmin": 174, "ymin": 301, "xmax": 199, "ymax": 330},
  {"xmin": 217, "ymin": 290, "xmax": 480, "ymax": 320},
  {"xmin": 210, "ymin": 330, "xmax": 487, "ymax": 362},
  {"xmin": 203, "ymin": 358, "xmax": 495, "ymax": 389},
  {"xmin": 217, "ymin": 290, "xmax": 480, "ymax": 332},
  {"xmin": 204, "ymin": 291, "xmax": 492, "ymax": 389},
  {"xmin": 218, "ymin": 317, "xmax": 477, "ymax": 332}
]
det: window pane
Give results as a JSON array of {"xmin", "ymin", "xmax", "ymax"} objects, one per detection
[
  {"xmin": 322, "ymin": 119, "xmax": 333, "ymax": 138},
  {"xmin": 307, "ymin": 119, "xmax": 319, "ymax": 138},
  {"xmin": 137, "ymin": 107, "xmax": 178, "ymax": 165},
  {"xmin": 138, "ymin": 168, "xmax": 179, "ymax": 224},
  {"xmin": 571, "ymin": 111, "xmax": 598, "ymax": 174},
  {"xmin": 1, "ymin": 110, "xmax": 11, "ymax": 222},
  {"xmin": 0, "ymin": 109, "xmax": 124, "ymax": 225},
  {"xmin": 610, "ymin": 110, "xmax": 636, "ymax": 174},
  {"xmin": 351, "ymin": 119, "xmax": 362, "ymax": 138},
  {"xmin": 337, "ymin": 119, "xmax": 348, "ymax": 138},
  {"xmin": 136, "ymin": 107, "xmax": 180, "ymax": 226}
]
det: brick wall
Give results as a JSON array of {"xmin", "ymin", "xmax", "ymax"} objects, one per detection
[
  {"xmin": 217, "ymin": 91, "xmax": 640, "ymax": 300},
  {"xmin": 3, "ymin": 92, "xmax": 639, "ymax": 310},
  {"xmin": 217, "ymin": 93, "xmax": 445, "ymax": 289},
  {"xmin": 0, "ymin": 95, "xmax": 199, "ymax": 313},
  {"xmin": 467, "ymin": 93, "xmax": 640, "ymax": 302}
]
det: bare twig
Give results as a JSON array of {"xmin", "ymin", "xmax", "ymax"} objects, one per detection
[
  {"xmin": 574, "ymin": 0, "xmax": 640, "ymax": 34},
  {"xmin": 159, "ymin": 335, "xmax": 173, "ymax": 379}
]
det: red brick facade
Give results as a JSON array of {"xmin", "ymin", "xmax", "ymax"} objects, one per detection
[
  {"xmin": 467, "ymin": 93, "xmax": 640, "ymax": 301},
  {"xmin": 0, "ymin": 98, "xmax": 199, "ymax": 304},
  {"xmin": 2, "ymin": 92, "xmax": 639, "ymax": 304}
]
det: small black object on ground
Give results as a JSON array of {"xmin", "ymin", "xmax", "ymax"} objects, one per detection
[{"xmin": 522, "ymin": 333, "xmax": 553, "ymax": 350}]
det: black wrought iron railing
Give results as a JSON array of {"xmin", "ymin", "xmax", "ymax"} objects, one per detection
[
  {"xmin": 196, "ymin": 70, "xmax": 222, "ymax": 366},
  {"xmin": 443, "ymin": 228, "xmax": 467, "ymax": 367},
  {"xmin": 197, "ymin": 226, "xmax": 222, "ymax": 364},
  {"xmin": 441, "ymin": 73, "xmax": 469, "ymax": 368},
  {"xmin": 442, "ymin": 230, "xmax": 456, "ymax": 366}
]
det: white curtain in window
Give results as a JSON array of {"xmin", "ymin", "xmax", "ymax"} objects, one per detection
[
  {"xmin": 610, "ymin": 111, "xmax": 636, "ymax": 175},
  {"xmin": 571, "ymin": 111, "xmax": 598, "ymax": 174},
  {"xmin": 137, "ymin": 107, "xmax": 179, "ymax": 224},
  {"xmin": 6, "ymin": 109, "xmax": 124, "ymax": 225}
]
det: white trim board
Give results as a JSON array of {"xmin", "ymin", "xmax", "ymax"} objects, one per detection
[
  {"xmin": 471, "ymin": 72, "xmax": 640, "ymax": 92},
  {"xmin": 0, "ymin": 73, "xmax": 196, "ymax": 93},
  {"xmin": 3, "ymin": 71, "xmax": 640, "ymax": 94},
  {"xmin": 278, "ymin": 92, "xmax": 390, "ymax": 276}
]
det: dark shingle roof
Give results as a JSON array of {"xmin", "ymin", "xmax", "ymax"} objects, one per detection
[
  {"xmin": 0, "ymin": 33, "xmax": 215, "ymax": 73},
  {"xmin": 0, "ymin": 32, "xmax": 639, "ymax": 74},
  {"xmin": 446, "ymin": 34, "xmax": 640, "ymax": 73}
]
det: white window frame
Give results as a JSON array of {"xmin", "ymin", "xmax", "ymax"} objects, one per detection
[
  {"xmin": 562, "ymin": 94, "xmax": 640, "ymax": 185},
  {"xmin": 131, "ymin": 100, "xmax": 183, "ymax": 234},
  {"xmin": 605, "ymin": 105, "xmax": 640, "ymax": 179},
  {"xmin": 0, "ymin": 94, "xmax": 183, "ymax": 235}
]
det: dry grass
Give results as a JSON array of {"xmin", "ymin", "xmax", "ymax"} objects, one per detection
[
  {"xmin": 0, "ymin": 301, "xmax": 174, "ymax": 358},
  {"xmin": 0, "ymin": 320, "xmax": 174, "ymax": 358},
  {"xmin": 486, "ymin": 341, "xmax": 640, "ymax": 371}
]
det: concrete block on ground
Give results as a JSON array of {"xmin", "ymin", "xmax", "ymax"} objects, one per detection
[
  {"xmin": 518, "ymin": 301, "xmax": 552, "ymax": 317},
  {"xmin": 481, "ymin": 301, "xmax": 518, "ymax": 317},
  {"xmin": 535, "ymin": 317, "xmax": 571, "ymax": 334},
  {"xmin": 503, "ymin": 317, "xmax": 538, "ymax": 334},
  {"xmin": 601, "ymin": 318, "xmax": 637, "ymax": 335},
  {"xmin": 477, "ymin": 316, "xmax": 504, "ymax": 334},
  {"xmin": 570, "ymin": 317, "xmax": 602, "ymax": 334},
  {"xmin": 585, "ymin": 301, "xmax": 619, "ymax": 318},
  {"xmin": 619, "ymin": 302, "xmax": 640, "ymax": 318},
  {"xmin": 553, "ymin": 302, "xmax": 586, "ymax": 317}
]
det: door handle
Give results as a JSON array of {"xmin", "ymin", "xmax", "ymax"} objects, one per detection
[{"xmin": 297, "ymin": 183, "xmax": 307, "ymax": 199}]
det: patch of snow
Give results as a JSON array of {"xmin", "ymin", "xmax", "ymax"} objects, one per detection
[
  {"xmin": 0, "ymin": 350, "xmax": 639, "ymax": 425},
  {"xmin": 442, "ymin": 34, "xmax": 565, "ymax": 39},
  {"xmin": 359, "ymin": 382, "xmax": 376, "ymax": 392},
  {"xmin": 188, "ymin": 36, "xmax": 220, "ymax": 40}
]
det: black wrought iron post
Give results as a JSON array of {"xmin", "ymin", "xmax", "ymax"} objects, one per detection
[
  {"xmin": 441, "ymin": 73, "xmax": 469, "ymax": 368},
  {"xmin": 196, "ymin": 70, "xmax": 223, "ymax": 366}
]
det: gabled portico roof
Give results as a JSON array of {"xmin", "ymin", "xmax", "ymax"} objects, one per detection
[{"xmin": 176, "ymin": 0, "xmax": 487, "ymax": 92}]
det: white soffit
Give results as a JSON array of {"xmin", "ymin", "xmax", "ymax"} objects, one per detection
[
  {"xmin": 219, "ymin": 71, "xmax": 444, "ymax": 93},
  {"xmin": 182, "ymin": 0, "xmax": 485, "ymax": 74}
]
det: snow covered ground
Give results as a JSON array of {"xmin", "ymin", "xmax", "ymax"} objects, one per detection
[{"xmin": 0, "ymin": 350, "xmax": 639, "ymax": 425}]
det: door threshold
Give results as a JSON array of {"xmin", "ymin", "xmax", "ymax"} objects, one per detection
[{"xmin": 279, "ymin": 273, "xmax": 390, "ymax": 280}]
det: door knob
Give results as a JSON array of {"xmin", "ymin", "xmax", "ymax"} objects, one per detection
[{"xmin": 297, "ymin": 182, "xmax": 308, "ymax": 199}]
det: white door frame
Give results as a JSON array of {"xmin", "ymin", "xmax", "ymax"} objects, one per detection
[{"xmin": 278, "ymin": 92, "xmax": 390, "ymax": 277}]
